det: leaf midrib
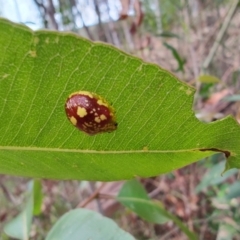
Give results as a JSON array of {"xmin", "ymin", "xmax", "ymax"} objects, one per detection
[{"xmin": 0, "ymin": 146, "xmax": 204, "ymax": 154}]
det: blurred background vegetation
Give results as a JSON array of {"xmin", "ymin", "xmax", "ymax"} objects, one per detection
[{"xmin": 1, "ymin": 0, "xmax": 240, "ymax": 239}]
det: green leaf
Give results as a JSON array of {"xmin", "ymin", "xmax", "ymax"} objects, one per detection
[
  {"xmin": 4, "ymin": 182, "xmax": 33, "ymax": 240},
  {"xmin": 225, "ymin": 180, "xmax": 240, "ymax": 200},
  {"xmin": 117, "ymin": 181, "xmax": 197, "ymax": 240},
  {"xmin": 223, "ymin": 95, "xmax": 240, "ymax": 102},
  {"xmin": 163, "ymin": 42, "xmax": 186, "ymax": 72},
  {"xmin": 118, "ymin": 179, "xmax": 169, "ymax": 224},
  {"xmin": 33, "ymin": 179, "xmax": 43, "ymax": 216},
  {"xmin": 198, "ymin": 75, "xmax": 221, "ymax": 84},
  {"xmin": 156, "ymin": 31, "xmax": 180, "ymax": 38},
  {"xmin": 0, "ymin": 18, "xmax": 240, "ymax": 181},
  {"xmin": 232, "ymin": 70, "xmax": 240, "ymax": 84},
  {"xmin": 195, "ymin": 161, "xmax": 238, "ymax": 193},
  {"xmin": 46, "ymin": 209, "xmax": 135, "ymax": 240}
]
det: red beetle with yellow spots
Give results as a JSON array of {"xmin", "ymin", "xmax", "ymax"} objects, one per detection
[{"xmin": 65, "ymin": 91, "xmax": 117, "ymax": 135}]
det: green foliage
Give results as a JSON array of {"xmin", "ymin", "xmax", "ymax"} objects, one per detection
[
  {"xmin": 156, "ymin": 31, "xmax": 180, "ymax": 38},
  {"xmin": 198, "ymin": 75, "xmax": 221, "ymax": 84},
  {"xmin": 199, "ymin": 82, "xmax": 215, "ymax": 99},
  {"xmin": 232, "ymin": 70, "xmax": 240, "ymax": 84},
  {"xmin": 223, "ymin": 94, "xmax": 240, "ymax": 102},
  {"xmin": 118, "ymin": 179, "xmax": 169, "ymax": 224},
  {"xmin": 33, "ymin": 179, "xmax": 43, "ymax": 216},
  {"xmin": 3, "ymin": 182, "xmax": 135, "ymax": 240},
  {"xmin": 160, "ymin": 0, "xmax": 181, "ymax": 29},
  {"xmin": 46, "ymin": 209, "xmax": 135, "ymax": 240},
  {"xmin": 194, "ymin": 155, "xmax": 240, "ymax": 238},
  {"xmin": 118, "ymin": 180, "xmax": 197, "ymax": 240},
  {"xmin": 142, "ymin": 0, "xmax": 180, "ymax": 32},
  {"xmin": 4, "ymin": 182, "xmax": 33, "ymax": 240},
  {"xmin": 1, "ymin": 18, "xmax": 240, "ymax": 181},
  {"xmin": 195, "ymin": 161, "xmax": 238, "ymax": 193},
  {"xmin": 163, "ymin": 42, "xmax": 186, "ymax": 72}
]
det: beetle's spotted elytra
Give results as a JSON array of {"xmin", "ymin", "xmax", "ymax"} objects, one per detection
[{"xmin": 65, "ymin": 91, "xmax": 117, "ymax": 135}]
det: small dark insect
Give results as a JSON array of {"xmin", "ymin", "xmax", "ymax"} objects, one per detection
[{"xmin": 65, "ymin": 91, "xmax": 117, "ymax": 135}]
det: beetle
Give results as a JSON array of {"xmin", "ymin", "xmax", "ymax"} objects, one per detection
[{"xmin": 65, "ymin": 91, "xmax": 117, "ymax": 135}]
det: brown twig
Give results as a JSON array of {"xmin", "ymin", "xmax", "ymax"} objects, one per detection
[
  {"xmin": 72, "ymin": 0, "xmax": 94, "ymax": 40},
  {"xmin": 202, "ymin": 0, "xmax": 239, "ymax": 71},
  {"xmin": 0, "ymin": 181, "xmax": 17, "ymax": 204},
  {"xmin": 47, "ymin": 0, "xmax": 58, "ymax": 30},
  {"xmin": 77, "ymin": 182, "xmax": 106, "ymax": 208}
]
